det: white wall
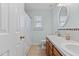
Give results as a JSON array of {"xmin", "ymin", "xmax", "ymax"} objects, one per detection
[
  {"xmin": 65, "ymin": 4, "xmax": 79, "ymax": 28},
  {"xmin": 51, "ymin": 6, "xmax": 60, "ymax": 34}
]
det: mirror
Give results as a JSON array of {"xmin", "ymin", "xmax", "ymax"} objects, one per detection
[{"xmin": 59, "ymin": 6, "xmax": 69, "ymax": 27}]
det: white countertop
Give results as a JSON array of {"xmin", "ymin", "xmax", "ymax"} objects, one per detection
[{"xmin": 47, "ymin": 35, "xmax": 78, "ymax": 56}]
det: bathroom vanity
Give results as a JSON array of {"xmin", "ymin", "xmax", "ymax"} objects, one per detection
[
  {"xmin": 46, "ymin": 35, "xmax": 79, "ymax": 56},
  {"xmin": 46, "ymin": 37, "xmax": 63, "ymax": 56}
]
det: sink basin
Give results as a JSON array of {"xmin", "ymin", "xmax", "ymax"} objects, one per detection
[
  {"xmin": 47, "ymin": 35, "xmax": 79, "ymax": 55},
  {"xmin": 61, "ymin": 43, "xmax": 79, "ymax": 56}
]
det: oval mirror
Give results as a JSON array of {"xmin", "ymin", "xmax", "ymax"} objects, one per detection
[{"xmin": 59, "ymin": 6, "xmax": 69, "ymax": 27}]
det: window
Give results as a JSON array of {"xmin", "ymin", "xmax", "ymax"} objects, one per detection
[{"xmin": 33, "ymin": 16, "xmax": 43, "ymax": 31}]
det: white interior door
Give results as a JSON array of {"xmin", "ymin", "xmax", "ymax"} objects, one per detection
[{"xmin": 14, "ymin": 4, "xmax": 32, "ymax": 56}]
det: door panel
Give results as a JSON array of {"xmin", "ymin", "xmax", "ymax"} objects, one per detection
[{"xmin": 16, "ymin": 42, "xmax": 24, "ymax": 56}]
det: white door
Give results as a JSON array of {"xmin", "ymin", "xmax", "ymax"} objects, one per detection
[
  {"xmin": 8, "ymin": 3, "xmax": 32, "ymax": 56},
  {"xmin": 15, "ymin": 4, "xmax": 26, "ymax": 56},
  {"xmin": 8, "ymin": 3, "xmax": 26, "ymax": 56}
]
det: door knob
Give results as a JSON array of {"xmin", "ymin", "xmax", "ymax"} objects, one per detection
[{"xmin": 20, "ymin": 36, "xmax": 25, "ymax": 39}]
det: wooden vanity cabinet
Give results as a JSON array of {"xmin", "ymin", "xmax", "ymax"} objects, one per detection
[
  {"xmin": 46, "ymin": 38, "xmax": 53, "ymax": 56},
  {"xmin": 46, "ymin": 39, "xmax": 49, "ymax": 55},
  {"xmin": 46, "ymin": 37, "xmax": 62, "ymax": 56},
  {"xmin": 53, "ymin": 47, "xmax": 62, "ymax": 56}
]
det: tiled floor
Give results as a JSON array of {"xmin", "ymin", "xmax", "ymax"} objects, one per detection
[{"xmin": 27, "ymin": 45, "xmax": 46, "ymax": 56}]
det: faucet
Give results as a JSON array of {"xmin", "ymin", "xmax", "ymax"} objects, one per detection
[{"xmin": 65, "ymin": 33, "xmax": 71, "ymax": 40}]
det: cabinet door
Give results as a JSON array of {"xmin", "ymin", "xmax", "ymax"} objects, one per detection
[
  {"xmin": 49, "ymin": 42, "xmax": 53, "ymax": 56},
  {"xmin": 46, "ymin": 38, "xmax": 49, "ymax": 56},
  {"xmin": 53, "ymin": 47, "xmax": 62, "ymax": 56},
  {"xmin": 46, "ymin": 38, "xmax": 62, "ymax": 56},
  {"xmin": 46, "ymin": 38, "xmax": 53, "ymax": 56}
]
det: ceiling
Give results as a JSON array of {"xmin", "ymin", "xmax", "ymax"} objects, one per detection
[{"xmin": 24, "ymin": 3, "xmax": 58, "ymax": 11}]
